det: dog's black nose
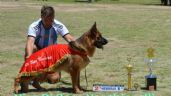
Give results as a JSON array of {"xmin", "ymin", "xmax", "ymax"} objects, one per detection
[{"xmin": 102, "ymin": 37, "xmax": 108, "ymax": 45}]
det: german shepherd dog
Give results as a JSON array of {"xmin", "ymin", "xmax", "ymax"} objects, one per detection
[{"xmin": 14, "ymin": 22, "xmax": 108, "ymax": 94}]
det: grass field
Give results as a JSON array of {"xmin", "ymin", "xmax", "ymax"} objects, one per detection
[{"xmin": 0, "ymin": 0, "xmax": 171, "ymax": 96}]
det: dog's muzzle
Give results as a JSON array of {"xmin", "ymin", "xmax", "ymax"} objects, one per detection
[{"xmin": 94, "ymin": 37, "xmax": 108, "ymax": 49}]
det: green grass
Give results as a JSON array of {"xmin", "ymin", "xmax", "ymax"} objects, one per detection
[{"xmin": 0, "ymin": 0, "xmax": 171, "ymax": 96}]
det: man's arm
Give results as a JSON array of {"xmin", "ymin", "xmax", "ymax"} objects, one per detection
[
  {"xmin": 25, "ymin": 36, "xmax": 35, "ymax": 60},
  {"xmin": 63, "ymin": 34, "xmax": 75, "ymax": 43}
]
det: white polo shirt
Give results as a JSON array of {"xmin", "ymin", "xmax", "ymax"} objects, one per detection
[{"xmin": 27, "ymin": 19, "xmax": 69, "ymax": 49}]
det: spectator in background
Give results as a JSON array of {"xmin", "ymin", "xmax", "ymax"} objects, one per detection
[{"xmin": 161, "ymin": 0, "xmax": 171, "ymax": 6}]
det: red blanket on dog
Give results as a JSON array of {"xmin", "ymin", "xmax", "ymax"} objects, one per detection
[{"xmin": 17, "ymin": 44, "xmax": 86, "ymax": 77}]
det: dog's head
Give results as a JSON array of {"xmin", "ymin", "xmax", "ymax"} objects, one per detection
[
  {"xmin": 71, "ymin": 22, "xmax": 108, "ymax": 57},
  {"xmin": 88, "ymin": 22, "xmax": 108, "ymax": 49}
]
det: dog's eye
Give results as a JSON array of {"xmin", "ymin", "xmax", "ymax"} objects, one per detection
[
  {"xmin": 96, "ymin": 37, "xmax": 99, "ymax": 40},
  {"xmin": 97, "ymin": 37, "xmax": 101, "ymax": 40}
]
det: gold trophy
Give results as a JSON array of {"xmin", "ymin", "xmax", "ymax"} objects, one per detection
[
  {"xmin": 126, "ymin": 57, "xmax": 133, "ymax": 91},
  {"xmin": 147, "ymin": 47, "xmax": 155, "ymax": 74},
  {"xmin": 145, "ymin": 47, "xmax": 157, "ymax": 91}
]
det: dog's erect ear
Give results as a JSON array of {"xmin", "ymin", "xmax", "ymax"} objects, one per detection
[
  {"xmin": 89, "ymin": 22, "xmax": 97, "ymax": 38},
  {"xmin": 90, "ymin": 22, "xmax": 97, "ymax": 33}
]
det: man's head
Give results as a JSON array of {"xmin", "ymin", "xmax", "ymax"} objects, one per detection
[{"xmin": 41, "ymin": 5, "xmax": 55, "ymax": 28}]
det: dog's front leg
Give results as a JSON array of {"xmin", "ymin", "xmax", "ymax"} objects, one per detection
[
  {"xmin": 78, "ymin": 71, "xmax": 87, "ymax": 92},
  {"xmin": 70, "ymin": 69, "xmax": 83, "ymax": 94},
  {"xmin": 78, "ymin": 71, "xmax": 86, "ymax": 92}
]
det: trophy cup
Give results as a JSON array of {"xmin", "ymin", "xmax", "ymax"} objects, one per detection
[
  {"xmin": 126, "ymin": 57, "xmax": 133, "ymax": 91},
  {"xmin": 145, "ymin": 47, "xmax": 157, "ymax": 91}
]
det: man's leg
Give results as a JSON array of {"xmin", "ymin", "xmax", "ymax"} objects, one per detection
[
  {"xmin": 164, "ymin": 0, "xmax": 168, "ymax": 5},
  {"xmin": 169, "ymin": 0, "xmax": 171, "ymax": 5},
  {"xmin": 32, "ymin": 79, "xmax": 46, "ymax": 91}
]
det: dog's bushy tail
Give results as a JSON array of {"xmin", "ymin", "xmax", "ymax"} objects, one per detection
[{"xmin": 14, "ymin": 78, "xmax": 20, "ymax": 94}]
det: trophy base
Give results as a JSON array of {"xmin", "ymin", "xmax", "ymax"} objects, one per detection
[{"xmin": 145, "ymin": 74, "xmax": 157, "ymax": 91}]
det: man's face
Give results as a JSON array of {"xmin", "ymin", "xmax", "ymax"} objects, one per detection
[{"xmin": 41, "ymin": 16, "xmax": 54, "ymax": 28}]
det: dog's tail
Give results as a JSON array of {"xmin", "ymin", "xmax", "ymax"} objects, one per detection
[{"xmin": 14, "ymin": 77, "xmax": 20, "ymax": 94}]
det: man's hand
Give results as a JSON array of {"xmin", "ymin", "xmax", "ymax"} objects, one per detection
[
  {"xmin": 69, "ymin": 41, "xmax": 86, "ymax": 53},
  {"xmin": 25, "ymin": 36, "xmax": 36, "ymax": 60}
]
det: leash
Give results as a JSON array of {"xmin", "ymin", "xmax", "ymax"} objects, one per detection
[
  {"xmin": 59, "ymin": 69, "xmax": 88, "ymax": 90},
  {"xmin": 85, "ymin": 68, "xmax": 88, "ymax": 89}
]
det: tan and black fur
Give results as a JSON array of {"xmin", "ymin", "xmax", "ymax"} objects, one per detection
[{"xmin": 14, "ymin": 22, "xmax": 108, "ymax": 94}]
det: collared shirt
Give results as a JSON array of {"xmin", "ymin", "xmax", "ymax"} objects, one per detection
[{"xmin": 27, "ymin": 19, "xmax": 69, "ymax": 49}]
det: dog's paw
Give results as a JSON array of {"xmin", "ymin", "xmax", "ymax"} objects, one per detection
[
  {"xmin": 79, "ymin": 86, "xmax": 87, "ymax": 92},
  {"xmin": 73, "ymin": 89, "xmax": 84, "ymax": 94},
  {"xmin": 20, "ymin": 89, "xmax": 28, "ymax": 93},
  {"xmin": 14, "ymin": 90, "xmax": 19, "ymax": 94},
  {"xmin": 75, "ymin": 90, "xmax": 84, "ymax": 94}
]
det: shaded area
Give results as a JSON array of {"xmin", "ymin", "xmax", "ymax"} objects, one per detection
[
  {"xmin": 16, "ymin": 80, "xmax": 92, "ymax": 94},
  {"xmin": 16, "ymin": 87, "xmax": 93, "ymax": 94},
  {"xmin": 161, "ymin": 0, "xmax": 171, "ymax": 6}
]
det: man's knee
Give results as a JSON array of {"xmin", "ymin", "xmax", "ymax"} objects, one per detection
[{"xmin": 47, "ymin": 72, "xmax": 61, "ymax": 84}]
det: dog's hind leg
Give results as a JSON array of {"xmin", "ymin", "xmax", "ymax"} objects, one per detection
[{"xmin": 20, "ymin": 80, "xmax": 29, "ymax": 93}]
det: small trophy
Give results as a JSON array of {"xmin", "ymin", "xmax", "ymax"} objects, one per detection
[
  {"xmin": 145, "ymin": 47, "xmax": 157, "ymax": 91},
  {"xmin": 126, "ymin": 57, "xmax": 133, "ymax": 91}
]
